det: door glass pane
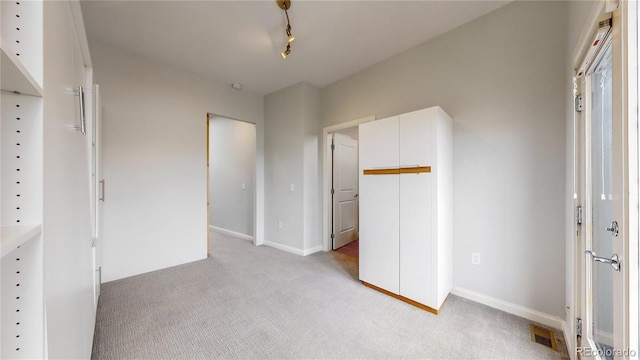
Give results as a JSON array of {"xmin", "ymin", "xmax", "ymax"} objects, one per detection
[{"xmin": 589, "ymin": 43, "xmax": 614, "ymax": 357}]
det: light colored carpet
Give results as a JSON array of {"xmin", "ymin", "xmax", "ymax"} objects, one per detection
[{"xmin": 91, "ymin": 231, "xmax": 569, "ymax": 359}]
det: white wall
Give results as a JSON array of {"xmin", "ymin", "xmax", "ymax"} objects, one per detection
[
  {"xmin": 209, "ymin": 116, "xmax": 256, "ymax": 237},
  {"xmin": 91, "ymin": 41, "xmax": 264, "ymax": 282},
  {"xmin": 264, "ymin": 83, "xmax": 305, "ymax": 251},
  {"xmin": 264, "ymin": 82, "xmax": 322, "ymax": 254},
  {"xmin": 303, "ymin": 84, "xmax": 322, "ymax": 252},
  {"xmin": 320, "ymin": 1, "xmax": 568, "ymax": 318}
]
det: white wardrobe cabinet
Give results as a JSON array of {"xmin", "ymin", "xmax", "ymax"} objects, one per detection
[
  {"xmin": 2, "ymin": 0, "xmax": 97, "ymax": 358},
  {"xmin": 359, "ymin": 106, "xmax": 452, "ymax": 314}
]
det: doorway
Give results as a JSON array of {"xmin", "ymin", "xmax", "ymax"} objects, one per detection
[
  {"xmin": 322, "ymin": 115, "xmax": 376, "ymax": 256},
  {"xmin": 331, "ymin": 127, "xmax": 359, "ymax": 254},
  {"xmin": 207, "ymin": 115, "xmax": 257, "ymax": 252}
]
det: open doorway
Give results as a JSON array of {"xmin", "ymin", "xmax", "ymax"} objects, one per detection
[
  {"xmin": 331, "ymin": 127, "xmax": 360, "ymax": 258},
  {"xmin": 322, "ymin": 115, "xmax": 374, "ymax": 255},
  {"xmin": 207, "ymin": 114, "xmax": 256, "ymax": 253}
]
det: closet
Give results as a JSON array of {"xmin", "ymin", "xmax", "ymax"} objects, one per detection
[
  {"xmin": 358, "ymin": 106, "xmax": 452, "ymax": 313},
  {"xmin": 1, "ymin": 1, "xmax": 97, "ymax": 358}
]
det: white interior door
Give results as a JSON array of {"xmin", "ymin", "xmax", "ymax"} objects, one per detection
[
  {"xmin": 332, "ymin": 133, "xmax": 359, "ymax": 250},
  {"xmin": 578, "ymin": 26, "xmax": 626, "ymax": 358}
]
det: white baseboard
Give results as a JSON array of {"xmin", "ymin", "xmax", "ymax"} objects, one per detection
[
  {"xmin": 263, "ymin": 241, "xmax": 324, "ymax": 257},
  {"xmin": 303, "ymin": 245, "xmax": 324, "ymax": 256},
  {"xmin": 451, "ymin": 286, "xmax": 566, "ymax": 331},
  {"xmin": 209, "ymin": 226, "xmax": 254, "ymax": 242},
  {"xmin": 263, "ymin": 240, "xmax": 304, "ymax": 256}
]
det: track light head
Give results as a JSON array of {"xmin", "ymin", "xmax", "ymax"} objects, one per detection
[
  {"xmin": 286, "ymin": 25, "xmax": 295, "ymax": 43},
  {"xmin": 281, "ymin": 44, "xmax": 291, "ymax": 59}
]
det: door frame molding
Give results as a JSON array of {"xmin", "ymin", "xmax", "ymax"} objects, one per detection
[
  {"xmin": 206, "ymin": 113, "xmax": 261, "ymax": 251},
  {"xmin": 322, "ymin": 115, "xmax": 375, "ymax": 252},
  {"xmin": 622, "ymin": 0, "xmax": 639, "ymax": 355},
  {"xmin": 569, "ymin": 2, "xmax": 609, "ymax": 357}
]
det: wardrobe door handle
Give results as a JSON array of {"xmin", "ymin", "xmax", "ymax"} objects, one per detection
[
  {"xmin": 78, "ymin": 86, "xmax": 86, "ymax": 135},
  {"xmin": 99, "ymin": 179, "xmax": 105, "ymax": 201}
]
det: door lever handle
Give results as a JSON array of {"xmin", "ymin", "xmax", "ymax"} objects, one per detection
[{"xmin": 585, "ymin": 250, "xmax": 620, "ymax": 271}]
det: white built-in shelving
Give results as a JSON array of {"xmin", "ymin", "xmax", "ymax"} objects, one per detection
[
  {"xmin": 1, "ymin": 0, "xmax": 43, "ymax": 95},
  {"xmin": 1, "ymin": 0, "xmax": 45, "ymax": 359},
  {"xmin": 1, "ymin": 44, "xmax": 43, "ymax": 96},
  {"xmin": 1, "ymin": 225, "xmax": 42, "ymax": 258}
]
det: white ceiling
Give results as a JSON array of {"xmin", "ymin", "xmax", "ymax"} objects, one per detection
[{"xmin": 80, "ymin": 0, "xmax": 511, "ymax": 95}]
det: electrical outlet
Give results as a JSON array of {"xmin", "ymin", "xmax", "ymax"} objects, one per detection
[
  {"xmin": 278, "ymin": 220, "xmax": 283, "ymax": 229},
  {"xmin": 289, "ymin": 184, "xmax": 295, "ymax": 192},
  {"xmin": 241, "ymin": 183, "xmax": 246, "ymax": 190},
  {"xmin": 471, "ymin": 252, "xmax": 481, "ymax": 265}
]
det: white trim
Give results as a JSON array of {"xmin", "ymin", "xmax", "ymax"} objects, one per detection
[
  {"xmin": 563, "ymin": 320, "xmax": 576, "ymax": 360},
  {"xmin": 209, "ymin": 225, "xmax": 254, "ymax": 242},
  {"xmin": 263, "ymin": 240, "xmax": 303, "ymax": 256},
  {"xmin": 622, "ymin": 1, "xmax": 639, "ymax": 356},
  {"xmin": 322, "ymin": 115, "xmax": 376, "ymax": 252},
  {"xmin": 451, "ymin": 286, "xmax": 566, "ymax": 331},
  {"xmin": 303, "ymin": 246, "xmax": 324, "ymax": 256},
  {"xmin": 69, "ymin": 0, "xmax": 93, "ymax": 67},
  {"xmin": 262, "ymin": 240, "xmax": 323, "ymax": 257},
  {"xmin": 572, "ymin": 1, "xmax": 606, "ymax": 69}
]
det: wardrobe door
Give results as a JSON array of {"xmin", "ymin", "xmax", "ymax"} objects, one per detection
[
  {"xmin": 399, "ymin": 111, "xmax": 436, "ymax": 307},
  {"xmin": 359, "ymin": 116, "xmax": 400, "ymax": 294},
  {"xmin": 399, "ymin": 172, "xmax": 434, "ymax": 306}
]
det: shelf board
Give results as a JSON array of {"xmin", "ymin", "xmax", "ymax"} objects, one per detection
[
  {"xmin": 1, "ymin": 39, "xmax": 43, "ymax": 96},
  {"xmin": 1, "ymin": 224, "xmax": 42, "ymax": 258}
]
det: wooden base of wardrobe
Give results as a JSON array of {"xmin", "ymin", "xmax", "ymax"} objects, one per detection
[{"xmin": 362, "ymin": 281, "xmax": 439, "ymax": 315}]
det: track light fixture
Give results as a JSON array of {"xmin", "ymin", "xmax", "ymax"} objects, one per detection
[{"xmin": 277, "ymin": 0, "xmax": 294, "ymax": 59}]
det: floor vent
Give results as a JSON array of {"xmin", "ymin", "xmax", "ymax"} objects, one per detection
[{"xmin": 530, "ymin": 324, "xmax": 558, "ymax": 351}]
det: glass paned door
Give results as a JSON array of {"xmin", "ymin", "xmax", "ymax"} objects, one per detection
[{"xmin": 587, "ymin": 42, "xmax": 616, "ymax": 358}]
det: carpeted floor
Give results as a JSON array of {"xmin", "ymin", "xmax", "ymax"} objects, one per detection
[{"xmin": 91, "ymin": 231, "xmax": 569, "ymax": 359}]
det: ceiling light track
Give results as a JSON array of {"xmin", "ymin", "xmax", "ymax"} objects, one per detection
[{"xmin": 277, "ymin": 0, "xmax": 294, "ymax": 59}]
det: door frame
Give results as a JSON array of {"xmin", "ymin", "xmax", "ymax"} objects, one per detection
[
  {"xmin": 206, "ymin": 113, "xmax": 261, "ymax": 252},
  {"xmin": 571, "ymin": 1, "xmax": 639, "ymax": 358},
  {"xmin": 322, "ymin": 115, "xmax": 375, "ymax": 252}
]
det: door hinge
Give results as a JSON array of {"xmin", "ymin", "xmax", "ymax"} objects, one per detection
[
  {"xmin": 576, "ymin": 318, "xmax": 582, "ymax": 339},
  {"xmin": 331, "ymin": 188, "xmax": 335, "ymax": 195},
  {"xmin": 575, "ymin": 94, "xmax": 583, "ymax": 112},
  {"xmin": 576, "ymin": 206, "xmax": 583, "ymax": 225},
  {"xmin": 331, "ymin": 144, "xmax": 335, "ymax": 150},
  {"xmin": 331, "ymin": 233, "xmax": 335, "ymax": 240}
]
